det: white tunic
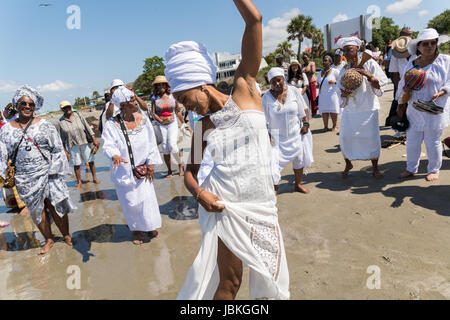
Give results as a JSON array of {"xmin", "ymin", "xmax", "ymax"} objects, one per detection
[
  {"xmin": 338, "ymin": 59, "xmax": 389, "ymax": 160},
  {"xmin": 102, "ymin": 116, "xmax": 163, "ymax": 232},
  {"xmin": 317, "ymin": 68, "xmax": 341, "ymax": 114},
  {"xmin": 396, "ymin": 54, "xmax": 450, "ymax": 131},
  {"xmin": 262, "ymin": 86, "xmax": 313, "ymax": 185},
  {"xmin": 178, "ymin": 96, "xmax": 290, "ymax": 300}
]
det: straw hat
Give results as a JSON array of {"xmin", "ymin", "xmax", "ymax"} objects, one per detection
[
  {"xmin": 152, "ymin": 75, "xmax": 169, "ymax": 86},
  {"xmin": 408, "ymin": 28, "xmax": 450, "ymax": 55},
  {"xmin": 59, "ymin": 100, "xmax": 72, "ymax": 110},
  {"xmin": 290, "ymin": 59, "xmax": 301, "ymax": 66},
  {"xmin": 392, "ymin": 36, "xmax": 412, "ymax": 59}
]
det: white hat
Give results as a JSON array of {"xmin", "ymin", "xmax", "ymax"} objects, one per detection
[
  {"xmin": 267, "ymin": 67, "xmax": 285, "ymax": 82},
  {"xmin": 110, "ymin": 79, "xmax": 125, "ymax": 89},
  {"xmin": 337, "ymin": 36, "xmax": 362, "ymax": 49},
  {"xmin": 334, "ymin": 49, "xmax": 343, "ymax": 56},
  {"xmin": 408, "ymin": 28, "xmax": 450, "ymax": 55}
]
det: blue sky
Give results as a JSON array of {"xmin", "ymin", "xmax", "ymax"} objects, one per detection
[{"xmin": 0, "ymin": 0, "xmax": 447, "ymax": 113}]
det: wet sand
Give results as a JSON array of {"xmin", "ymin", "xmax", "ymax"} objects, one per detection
[{"xmin": 1, "ymin": 83, "xmax": 450, "ymax": 300}]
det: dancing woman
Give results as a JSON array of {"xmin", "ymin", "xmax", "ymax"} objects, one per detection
[{"xmin": 165, "ymin": 0, "xmax": 289, "ymax": 300}]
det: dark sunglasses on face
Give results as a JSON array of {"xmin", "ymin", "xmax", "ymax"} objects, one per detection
[
  {"xmin": 19, "ymin": 101, "xmax": 36, "ymax": 108},
  {"xmin": 420, "ymin": 40, "xmax": 437, "ymax": 47}
]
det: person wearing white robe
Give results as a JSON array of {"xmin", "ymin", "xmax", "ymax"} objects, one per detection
[
  {"xmin": 102, "ymin": 86, "xmax": 163, "ymax": 245},
  {"xmin": 166, "ymin": 0, "xmax": 289, "ymax": 300},
  {"xmin": 317, "ymin": 55, "xmax": 341, "ymax": 132},
  {"xmin": 397, "ymin": 28, "xmax": 450, "ymax": 182},
  {"xmin": 263, "ymin": 67, "xmax": 312, "ymax": 194},
  {"xmin": 337, "ymin": 37, "xmax": 389, "ymax": 179}
]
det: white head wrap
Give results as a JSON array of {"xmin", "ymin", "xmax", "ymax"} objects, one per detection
[
  {"xmin": 267, "ymin": 67, "xmax": 285, "ymax": 82},
  {"xmin": 164, "ymin": 41, "xmax": 217, "ymax": 93},
  {"xmin": 13, "ymin": 85, "xmax": 44, "ymax": 110},
  {"xmin": 337, "ymin": 36, "xmax": 362, "ymax": 49},
  {"xmin": 111, "ymin": 86, "xmax": 134, "ymax": 108}
]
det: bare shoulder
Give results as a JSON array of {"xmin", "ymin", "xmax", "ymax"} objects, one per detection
[{"xmin": 231, "ymin": 76, "xmax": 262, "ymax": 112}]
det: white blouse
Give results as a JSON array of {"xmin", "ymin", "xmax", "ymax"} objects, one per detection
[{"xmin": 396, "ymin": 54, "xmax": 450, "ymax": 131}]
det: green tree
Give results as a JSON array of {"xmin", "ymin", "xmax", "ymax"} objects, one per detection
[
  {"xmin": 92, "ymin": 91, "xmax": 100, "ymax": 99},
  {"xmin": 428, "ymin": 9, "xmax": 450, "ymax": 34},
  {"xmin": 311, "ymin": 26, "xmax": 325, "ymax": 59},
  {"xmin": 264, "ymin": 53, "xmax": 276, "ymax": 66},
  {"xmin": 371, "ymin": 17, "xmax": 401, "ymax": 52},
  {"xmin": 134, "ymin": 56, "xmax": 166, "ymax": 95},
  {"xmin": 287, "ymin": 14, "xmax": 314, "ymax": 60},
  {"xmin": 274, "ymin": 41, "xmax": 295, "ymax": 61}
]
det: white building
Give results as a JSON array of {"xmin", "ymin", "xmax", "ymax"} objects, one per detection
[{"xmin": 214, "ymin": 53, "xmax": 268, "ymax": 82}]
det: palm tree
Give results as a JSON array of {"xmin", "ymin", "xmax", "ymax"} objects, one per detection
[
  {"xmin": 275, "ymin": 41, "xmax": 295, "ymax": 62},
  {"xmin": 311, "ymin": 27, "xmax": 324, "ymax": 58},
  {"xmin": 287, "ymin": 14, "xmax": 314, "ymax": 60}
]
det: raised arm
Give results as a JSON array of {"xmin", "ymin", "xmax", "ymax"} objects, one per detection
[{"xmin": 233, "ymin": 0, "xmax": 263, "ymax": 80}]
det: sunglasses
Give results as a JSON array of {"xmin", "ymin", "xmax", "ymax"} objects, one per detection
[
  {"xmin": 19, "ymin": 101, "xmax": 36, "ymax": 108},
  {"xmin": 420, "ymin": 40, "xmax": 437, "ymax": 47}
]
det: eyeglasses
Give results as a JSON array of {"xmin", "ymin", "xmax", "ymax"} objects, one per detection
[
  {"xmin": 420, "ymin": 40, "xmax": 437, "ymax": 47},
  {"xmin": 19, "ymin": 101, "xmax": 36, "ymax": 108}
]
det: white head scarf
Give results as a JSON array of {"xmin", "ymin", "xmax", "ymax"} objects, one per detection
[
  {"xmin": 111, "ymin": 86, "xmax": 134, "ymax": 108},
  {"xmin": 337, "ymin": 36, "xmax": 362, "ymax": 49},
  {"xmin": 164, "ymin": 41, "xmax": 217, "ymax": 93},
  {"xmin": 13, "ymin": 85, "xmax": 44, "ymax": 110},
  {"xmin": 267, "ymin": 67, "xmax": 285, "ymax": 82}
]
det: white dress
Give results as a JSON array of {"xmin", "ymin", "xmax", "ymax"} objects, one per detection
[
  {"xmin": 262, "ymin": 86, "xmax": 313, "ymax": 186},
  {"xmin": 102, "ymin": 116, "xmax": 163, "ymax": 232},
  {"xmin": 317, "ymin": 68, "xmax": 341, "ymax": 114},
  {"xmin": 178, "ymin": 96, "xmax": 290, "ymax": 300},
  {"xmin": 338, "ymin": 59, "xmax": 389, "ymax": 160}
]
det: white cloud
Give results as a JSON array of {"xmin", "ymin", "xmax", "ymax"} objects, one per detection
[
  {"xmin": 386, "ymin": 0, "xmax": 422, "ymax": 15},
  {"xmin": 418, "ymin": 10, "xmax": 429, "ymax": 17},
  {"xmin": 262, "ymin": 8, "xmax": 312, "ymax": 56},
  {"xmin": 332, "ymin": 13, "xmax": 349, "ymax": 23},
  {"xmin": 0, "ymin": 80, "xmax": 18, "ymax": 93},
  {"xmin": 37, "ymin": 80, "xmax": 75, "ymax": 92}
]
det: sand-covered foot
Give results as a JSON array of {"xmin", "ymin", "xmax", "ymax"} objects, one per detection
[
  {"xmin": 40, "ymin": 239, "xmax": 55, "ymax": 255},
  {"xmin": 295, "ymin": 185, "xmax": 310, "ymax": 194},
  {"xmin": 426, "ymin": 173, "xmax": 439, "ymax": 182},
  {"xmin": 399, "ymin": 171, "xmax": 414, "ymax": 179},
  {"xmin": 342, "ymin": 163, "xmax": 353, "ymax": 178}
]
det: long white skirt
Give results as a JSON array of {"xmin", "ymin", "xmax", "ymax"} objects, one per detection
[
  {"xmin": 115, "ymin": 178, "xmax": 162, "ymax": 232},
  {"xmin": 271, "ymin": 131, "xmax": 314, "ymax": 185},
  {"xmin": 340, "ymin": 110, "xmax": 381, "ymax": 160}
]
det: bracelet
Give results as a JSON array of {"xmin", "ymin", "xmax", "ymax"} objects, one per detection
[
  {"xmin": 303, "ymin": 121, "xmax": 310, "ymax": 127},
  {"xmin": 195, "ymin": 189, "xmax": 205, "ymax": 202}
]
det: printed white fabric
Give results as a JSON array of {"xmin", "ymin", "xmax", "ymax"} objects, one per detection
[
  {"xmin": 396, "ymin": 54, "xmax": 450, "ymax": 131},
  {"xmin": 165, "ymin": 41, "xmax": 217, "ymax": 93},
  {"xmin": 178, "ymin": 96, "xmax": 290, "ymax": 300},
  {"xmin": 102, "ymin": 116, "xmax": 163, "ymax": 232},
  {"xmin": 111, "ymin": 86, "xmax": 134, "ymax": 109},
  {"xmin": 338, "ymin": 59, "xmax": 388, "ymax": 160},
  {"xmin": 317, "ymin": 68, "xmax": 341, "ymax": 114},
  {"xmin": 12, "ymin": 85, "xmax": 44, "ymax": 110},
  {"xmin": 262, "ymin": 86, "xmax": 313, "ymax": 185}
]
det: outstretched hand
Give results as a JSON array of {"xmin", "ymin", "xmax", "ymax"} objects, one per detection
[{"xmin": 112, "ymin": 155, "xmax": 128, "ymax": 169}]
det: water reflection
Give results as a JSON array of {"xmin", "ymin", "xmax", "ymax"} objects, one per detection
[
  {"xmin": 79, "ymin": 189, "xmax": 118, "ymax": 203},
  {"xmin": 159, "ymin": 196, "xmax": 198, "ymax": 220}
]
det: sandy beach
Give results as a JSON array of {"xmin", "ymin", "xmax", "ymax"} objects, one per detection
[{"xmin": 1, "ymin": 82, "xmax": 449, "ymax": 300}]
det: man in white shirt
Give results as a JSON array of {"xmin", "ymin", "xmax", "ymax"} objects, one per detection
[{"xmin": 332, "ymin": 49, "xmax": 347, "ymax": 71}]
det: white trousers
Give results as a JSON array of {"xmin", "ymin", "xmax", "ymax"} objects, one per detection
[
  {"xmin": 406, "ymin": 128, "xmax": 443, "ymax": 174},
  {"xmin": 158, "ymin": 120, "xmax": 179, "ymax": 155}
]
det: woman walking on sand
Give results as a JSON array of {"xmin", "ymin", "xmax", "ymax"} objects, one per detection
[
  {"xmin": 0, "ymin": 86, "xmax": 75, "ymax": 254},
  {"xmin": 166, "ymin": 0, "xmax": 290, "ymax": 300},
  {"xmin": 102, "ymin": 86, "xmax": 163, "ymax": 245}
]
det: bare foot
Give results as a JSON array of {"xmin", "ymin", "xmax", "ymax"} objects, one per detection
[
  {"xmin": 399, "ymin": 171, "xmax": 414, "ymax": 179},
  {"xmin": 426, "ymin": 173, "xmax": 439, "ymax": 182},
  {"xmin": 166, "ymin": 173, "xmax": 173, "ymax": 179},
  {"xmin": 342, "ymin": 163, "xmax": 354, "ymax": 178},
  {"xmin": 19, "ymin": 207, "xmax": 29, "ymax": 216},
  {"xmin": 74, "ymin": 183, "xmax": 82, "ymax": 190},
  {"xmin": 332, "ymin": 127, "xmax": 339, "ymax": 132},
  {"xmin": 133, "ymin": 232, "xmax": 143, "ymax": 245},
  {"xmin": 373, "ymin": 170, "xmax": 384, "ymax": 179},
  {"xmin": 93, "ymin": 178, "xmax": 101, "ymax": 184},
  {"xmin": 179, "ymin": 166, "xmax": 185, "ymax": 177},
  {"xmin": 295, "ymin": 185, "xmax": 310, "ymax": 194},
  {"xmin": 148, "ymin": 230, "xmax": 160, "ymax": 239},
  {"xmin": 323, "ymin": 128, "xmax": 329, "ymax": 133},
  {"xmin": 64, "ymin": 235, "xmax": 73, "ymax": 247},
  {"xmin": 40, "ymin": 239, "xmax": 55, "ymax": 255}
]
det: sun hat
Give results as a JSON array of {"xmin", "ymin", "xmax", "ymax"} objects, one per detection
[
  {"xmin": 59, "ymin": 100, "xmax": 73, "ymax": 110},
  {"xmin": 290, "ymin": 59, "xmax": 301, "ymax": 66},
  {"xmin": 152, "ymin": 75, "xmax": 169, "ymax": 86},
  {"xmin": 391, "ymin": 36, "xmax": 412, "ymax": 59},
  {"xmin": 408, "ymin": 28, "xmax": 450, "ymax": 55},
  {"xmin": 110, "ymin": 79, "xmax": 125, "ymax": 89}
]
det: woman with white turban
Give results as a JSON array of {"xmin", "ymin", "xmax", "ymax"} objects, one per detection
[
  {"xmin": 0, "ymin": 86, "xmax": 75, "ymax": 254},
  {"xmin": 337, "ymin": 37, "xmax": 389, "ymax": 179},
  {"xmin": 263, "ymin": 67, "xmax": 313, "ymax": 194},
  {"xmin": 166, "ymin": 0, "xmax": 289, "ymax": 300},
  {"xmin": 102, "ymin": 86, "xmax": 163, "ymax": 245},
  {"xmin": 398, "ymin": 28, "xmax": 450, "ymax": 182}
]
